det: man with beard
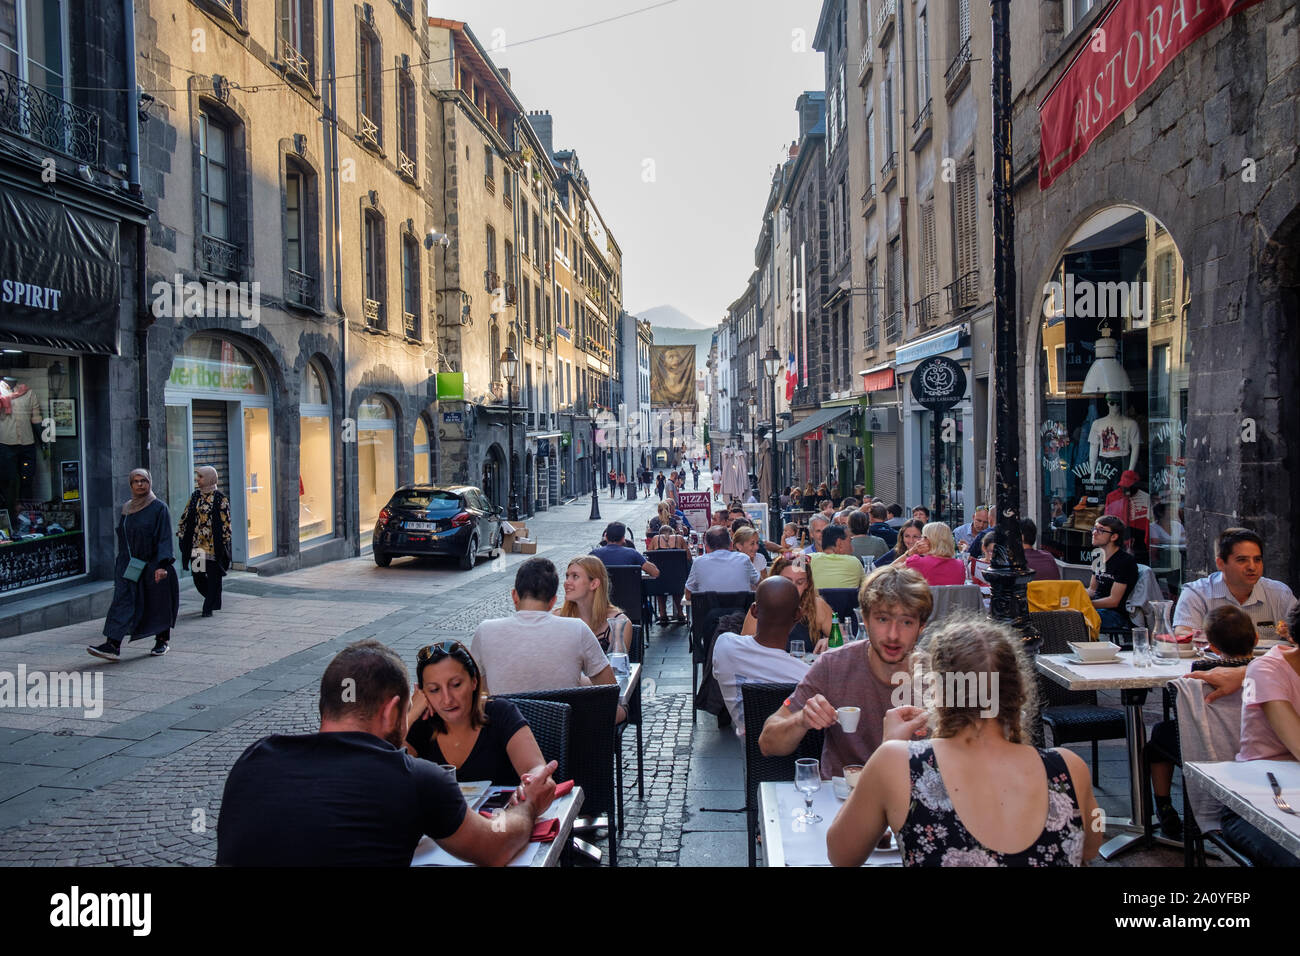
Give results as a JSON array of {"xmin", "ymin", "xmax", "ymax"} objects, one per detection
[
  {"xmin": 758, "ymin": 566, "xmax": 932, "ymax": 778},
  {"xmin": 216, "ymin": 640, "xmax": 556, "ymax": 866}
]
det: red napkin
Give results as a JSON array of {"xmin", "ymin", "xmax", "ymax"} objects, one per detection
[{"xmin": 531, "ymin": 817, "xmax": 561, "ymax": 843}]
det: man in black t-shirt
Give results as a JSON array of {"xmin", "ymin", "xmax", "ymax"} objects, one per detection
[
  {"xmin": 1087, "ymin": 515, "xmax": 1140, "ymax": 632},
  {"xmin": 217, "ymin": 640, "xmax": 556, "ymax": 866}
]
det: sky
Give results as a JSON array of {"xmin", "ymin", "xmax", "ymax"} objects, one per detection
[{"xmin": 442, "ymin": 0, "xmax": 827, "ymax": 328}]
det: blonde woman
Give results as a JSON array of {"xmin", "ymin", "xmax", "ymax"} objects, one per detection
[
  {"xmin": 555, "ymin": 556, "xmax": 631, "ymax": 655},
  {"xmin": 828, "ymin": 616, "xmax": 1101, "ymax": 866},
  {"xmin": 904, "ymin": 522, "xmax": 966, "ymax": 586},
  {"xmin": 733, "ymin": 526, "xmax": 767, "ymax": 575}
]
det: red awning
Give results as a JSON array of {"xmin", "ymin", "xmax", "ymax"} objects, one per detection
[
  {"xmin": 862, "ymin": 368, "xmax": 895, "ymax": 393},
  {"xmin": 1038, "ymin": 0, "xmax": 1264, "ymax": 189}
]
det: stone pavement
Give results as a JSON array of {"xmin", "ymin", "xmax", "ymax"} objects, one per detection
[{"xmin": 0, "ymin": 483, "xmax": 1221, "ymax": 867}]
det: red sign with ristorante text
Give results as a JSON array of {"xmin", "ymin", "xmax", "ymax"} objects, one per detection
[{"xmin": 1038, "ymin": 0, "xmax": 1263, "ymax": 189}]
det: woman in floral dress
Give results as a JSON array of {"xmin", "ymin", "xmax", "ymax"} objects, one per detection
[{"xmin": 827, "ymin": 617, "xmax": 1103, "ymax": 866}]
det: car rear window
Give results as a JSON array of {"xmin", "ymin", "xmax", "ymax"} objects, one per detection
[{"xmin": 390, "ymin": 490, "xmax": 462, "ymax": 513}]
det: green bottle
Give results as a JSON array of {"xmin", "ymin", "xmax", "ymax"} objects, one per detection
[{"xmin": 828, "ymin": 614, "xmax": 844, "ymax": 649}]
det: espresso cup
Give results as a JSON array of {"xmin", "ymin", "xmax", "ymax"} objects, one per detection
[{"xmin": 837, "ymin": 706, "xmax": 861, "ymax": 732}]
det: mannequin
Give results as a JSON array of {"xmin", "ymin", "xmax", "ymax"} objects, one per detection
[
  {"xmin": 1088, "ymin": 394, "xmax": 1140, "ymax": 493},
  {"xmin": 0, "ymin": 376, "xmax": 43, "ymax": 511}
]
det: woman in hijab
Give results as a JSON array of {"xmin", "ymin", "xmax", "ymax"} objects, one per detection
[
  {"xmin": 176, "ymin": 466, "xmax": 233, "ymax": 617},
  {"xmin": 89, "ymin": 469, "xmax": 180, "ymax": 660}
]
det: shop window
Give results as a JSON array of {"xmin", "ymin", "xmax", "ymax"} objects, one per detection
[
  {"xmin": 0, "ymin": 353, "xmax": 85, "ymax": 593},
  {"xmin": 298, "ymin": 361, "xmax": 333, "ymax": 542},
  {"xmin": 1037, "ymin": 205, "xmax": 1189, "ymax": 590},
  {"xmin": 413, "ymin": 417, "xmax": 431, "ymax": 484},
  {"xmin": 357, "ymin": 396, "xmax": 396, "ymax": 547}
]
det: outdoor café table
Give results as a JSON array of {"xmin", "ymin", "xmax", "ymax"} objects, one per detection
[
  {"xmin": 410, "ymin": 784, "xmax": 585, "ymax": 867},
  {"xmin": 1035, "ymin": 651, "xmax": 1187, "ymax": 859},
  {"xmin": 757, "ymin": 781, "xmax": 903, "ymax": 867},
  {"xmin": 1184, "ymin": 759, "xmax": 1300, "ymax": 862},
  {"xmin": 616, "ymin": 662, "xmax": 644, "ymax": 801}
]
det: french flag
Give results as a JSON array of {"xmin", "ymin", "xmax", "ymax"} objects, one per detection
[{"xmin": 784, "ymin": 351, "xmax": 796, "ymax": 401}]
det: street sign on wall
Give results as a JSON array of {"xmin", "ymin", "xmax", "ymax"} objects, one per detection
[{"xmin": 909, "ymin": 356, "xmax": 967, "ymax": 412}]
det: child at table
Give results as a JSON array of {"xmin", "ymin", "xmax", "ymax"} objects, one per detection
[{"xmin": 1146, "ymin": 606, "xmax": 1258, "ymax": 839}]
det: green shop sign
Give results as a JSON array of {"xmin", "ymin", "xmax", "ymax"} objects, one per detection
[{"xmin": 436, "ymin": 372, "xmax": 465, "ymax": 401}]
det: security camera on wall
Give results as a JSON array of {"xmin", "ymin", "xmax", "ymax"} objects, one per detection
[{"xmin": 426, "ymin": 230, "xmax": 451, "ymax": 249}]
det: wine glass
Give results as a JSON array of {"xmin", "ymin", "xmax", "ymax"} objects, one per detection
[{"xmin": 794, "ymin": 758, "xmax": 822, "ymax": 824}]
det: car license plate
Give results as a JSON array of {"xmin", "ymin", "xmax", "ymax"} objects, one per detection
[{"xmin": 405, "ymin": 521, "xmax": 435, "ymax": 531}]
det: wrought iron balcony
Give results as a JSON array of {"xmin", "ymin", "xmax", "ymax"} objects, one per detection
[
  {"xmin": 876, "ymin": 0, "xmax": 897, "ymax": 46},
  {"xmin": 864, "ymin": 316, "xmax": 879, "ymax": 351},
  {"xmin": 945, "ymin": 35, "xmax": 972, "ymax": 100},
  {"xmin": 484, "ymin": 174, "xmax": 496, "ymax": 194},
  {"xmin": 914, "ymin": 291, "xmax": 943, "ymax": 329},
  {"xmin": 503, "ymin": 281, "xmax": 517, "ymax": 305},
  {"xmin": 403, "ymin": 310, "xmax": 418, "ymax": 339},
  {"xmin": 0, "ymin": 68, "xmax": 100, "ymax": 167},
  {"xmin": 200, "ymin": 234, "xmax": 242, "ymax": 279},
  {"xmin": 393, "ymin": 0, "xmax": 415, "ymax": 24},
  {"xmin": 359, "ymin": 112, "xmax": 380, "ymax": 150},
  {"xmin": 484, "ymin": 270, "xmax": 501, "ymax": 293},
  {"xmin": 281, "ymin": 43, "xmax": 311, "ymax": 86},
  {"xmin": 945, "ymin": 268, "xmax": 981, "ymax": 314},
  {"xmin": 397, "ymin": 149, "xmax": 416, "ymax": 181},
  {"xmin": 363, "ymin": 297, "xmax": 384, "ymax": 330},
  {"xmin": 286, "ymin": 268, "xmax": 316, "ymax": 309},
  {"xmin": 857, "ymin": 42, "xmax": 873, "ymax": 83},
  {"xmin": 880, "ymin": 151, "xmax": 898, "ymax": 186},
  {"xmin": 883, "ymin": 309, "xmax": 902, "ymax": 343},
  {"xmin": 912, "ymin": 98, "xmax": 932, "ymax": 136}
]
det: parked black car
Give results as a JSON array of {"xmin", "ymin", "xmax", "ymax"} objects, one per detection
[{"xmin": 372, "ymin": 485, "xmax": 503, "ymax": 570}]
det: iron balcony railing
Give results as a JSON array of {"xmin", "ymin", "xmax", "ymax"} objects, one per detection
[
  {"xmin": 394, "ymin": 0, "xmax": 415, "ymax": 23},
  {"xmin": 200, "ymin": 235, "xmax": 241, "ymax": 279},
  {"xmin": 484, "ymin": 270, "xmax": 500, "ymax": 293},
  {"xmin": 945, "ymin": 268, "xmax": 981, "ymax": 314},
  {"xmin": 287, "ymin": 268, "xmax": 316, "ymax": 308},
  {"xmin": 397, "ymin": 148, "xmax": 416, "ymax": 180},
  {"xmin": 0, "ymin": 68, "xmax": 100, "ymax": 167},
  {"xmin": 914, "ymin": 291, "xmax": 942, "ymax": 329},
  {"xmin": 359, "ymin": 112, "xmax": 380, "ymax": 150},
  {"xmin": 881, "ymin": 151, "xmax": 898, "ymax": 182},
  {"xmin": 503, "ymin": 282, "xmax": 517, "ymax": 305},
  {"xmin": 884, "ymin": 309, "xmax": 902, "ymax": 343},
  {"xmin": 912, "ymin": 98, "xmax": 932, "ymax": 135},
  {"xmin": 403, "ymin": 310, "xmax": 418, "ymax": 339},
  {"xmin": 876, "ymin": 0, "xmax": 897, "ymax": 45},
  {"xmin": 282, "ymin": 43, "xmax": 310, "ymax": 85},
  {"xmin": 864, "ymin": 315, "xmax": 879, "ymax": 351},
  {"xmin": 363, "ymin": 297, "xmax": 384, "ymax": 330},
  {"xmin": 945, "ymin": 35, "xmax": 973, "ymax": 97}
]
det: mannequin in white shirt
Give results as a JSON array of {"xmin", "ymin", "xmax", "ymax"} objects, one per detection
[{"xmin": 1089, "ymin": 395, "xmax": 1140, "ymax": 482}]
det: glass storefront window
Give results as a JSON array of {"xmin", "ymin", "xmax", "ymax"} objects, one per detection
[
  {"xmin": 413, "ymin": 416, "xmax": 430, "ymax": 485},
  {"xmin": 358, "ymin": 396, "xmax": 396, "ymax": 547},
  {"xmin": 299, "ymin": 362, "xmax": 333, "ymax": 542},
  {"xmin": 1037, "ymin": 205, "xmax": 1189, "ymax": 591},
  {"xmin": 244, "ymin": 406, "xmax": 273, "ymax": 559},
  {"xmin": 0, "ymin": 352, "xmax": 85, "ymax": 592},
  {"xmin": 918, "ymin": 409, "xmax": 964, "ymax": 526}
]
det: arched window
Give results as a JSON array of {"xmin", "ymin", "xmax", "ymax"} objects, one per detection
[
  {"xmin": 358, "ymin": 395, "xmax": 397, "ymax": 547},
  {"xmin": 299, "ymin": 361, "xmax": 333, "ymax": 541},
  {"xmin": 414, "ymin": 416, "xmax": 431, "ymax": 484}
]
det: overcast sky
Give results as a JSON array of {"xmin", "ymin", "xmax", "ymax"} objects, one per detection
[{"xmin": 443, "ymin": 0, "xmax": 827, "ymax": 328}]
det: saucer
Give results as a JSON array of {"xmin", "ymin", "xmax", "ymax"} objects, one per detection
[{"xmin": 1064, "ymin": 654, "xmax": 1120, "ymax": 665}]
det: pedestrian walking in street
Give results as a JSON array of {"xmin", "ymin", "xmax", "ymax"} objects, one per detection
[
  {"xmin": 655, "ymin": 472, "xmax": 665, "ymax": 500},
  {"xmin": 89, "ymin": 469, "xmax": 180, "ymax": 661},
  {"xmin": 617, "ymin": 471, "xmax": 627, "ymax": 496},
  {"xmin": 609, "ymin": 469, "xmax": 618, "ymax": 499},
  {"xmin": 692, "ymin": 462, "xmax": 700, "ymax": 490},
  {"xmin": 176, "ymin": 465, "xmax": 232, "ymax": 617},
  {"xmin": 711, "ymin": 464, "xmax": 722, "ymax": 501}
]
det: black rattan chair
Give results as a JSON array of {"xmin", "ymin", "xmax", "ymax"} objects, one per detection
[
  {"xmin": 503, "ymin": 683, "xmax": 620, "ymax": 866},
  {"xmin": 644, "ymin": 549, "xmax": 690, "ymax": 628},
  {"xmin": 1031, "ymin": 610, "xmax": 1126, "ymax": 784},
  {"xmin": 690, "ymin": 590, "xmax": 756, "ymax": 723},
  {"xmin": 506, "ymin": 697, "xmax": 571, "ymax": 784},
  {"xmin": 741, "ymin": 681, "xmax": 824, "ymax": 867},
  {"xmin": 817, "ymin": 587, "xmax": 862, "ymax": 632},
  {"xmin": 606, "ymin": 565, "xmax": 646, "ymax": 657},
  {"xmin": 615, "ymin": 666, "xmax": 643, "ymax": 826}
]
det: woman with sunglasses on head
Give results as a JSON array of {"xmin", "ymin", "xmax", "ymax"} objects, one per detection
[
  {"xmin": 556, "ymin": 556, "xmax": 631, "ymax": 654},
  {"xmin": 740, "ymin": 555, "xmax": 834, "ymax": 653},
  {"xmin": 405, "ymin": 641, "xmax": 544, "ymax": 786}
]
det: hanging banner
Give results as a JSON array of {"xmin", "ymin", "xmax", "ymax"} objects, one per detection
[
  {"xmin": 650, "ymin": 345, "xmax": 697, "ymax": 407},
  {"xmin": 1038, "ymin": 0, "xmax": 1264, "ymax": 189}
]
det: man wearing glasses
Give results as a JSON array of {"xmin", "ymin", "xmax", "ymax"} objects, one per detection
[{"xmin": 1086, "ymin": 515, "xmax": 1139, "ymax": 633}]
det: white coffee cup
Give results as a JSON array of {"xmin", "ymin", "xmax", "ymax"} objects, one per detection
[{"xmin": 837, "ymin": 706, "xmax": 861, "ymax": 732}]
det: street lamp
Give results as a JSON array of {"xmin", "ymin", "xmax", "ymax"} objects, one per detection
[
  {"xmin": 499, "ymin": 346, "xmax": 520, "ymax": 521},
  {"xmin": 588, "ymin": 403, "xmax": 602, "ymax": 521},
  {"xmin": 748, "ymin": 406, "xmax": 758, "ymax": 499},
  {"xmin": 763, "ymin": 345, "xmax": 782, "ymax": 541}
]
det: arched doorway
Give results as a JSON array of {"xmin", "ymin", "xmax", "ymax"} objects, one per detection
[
  {"xmin": 1034, "ymin": 205, "xmax": 1189, "ymax": 589},
  {"xmin": 357, "ymin": 395, "xmax": 398, "ymax": 548},
  {"xmin": 299, "ymin": 360, "xmax": 334, "ymax": 543},
  {"xmin": 482, "ymin": 443, "xmax": 506, "ymax": 511},
  {"xmin": 164, "ymin": 334, "xmax": 275, "ymax": 563}
]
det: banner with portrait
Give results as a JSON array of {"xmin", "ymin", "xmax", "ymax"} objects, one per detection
[{"xmin": 650, "ymin": 345, "xmax": 697, "ymax": 408}]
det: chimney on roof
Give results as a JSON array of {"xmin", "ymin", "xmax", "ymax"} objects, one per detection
[
  {"xmin": 788, "ymin": 141, "xmax": 799, "ymax": 160},
  {"xmin": 499, "ymin": 68, "xmax": 511, "ymax": 86},
  {"xmin": 795, "ymin": 92, "xmax": 824, "ymax": 139},
  {"xmin": 527, "ymin": 110, "xmax": 554, "ymax": 162}
]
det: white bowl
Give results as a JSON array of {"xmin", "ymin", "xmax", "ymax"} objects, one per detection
[{"xmin": 1069, "ymin": 640, "xmax": 1121, "ymax": 662}]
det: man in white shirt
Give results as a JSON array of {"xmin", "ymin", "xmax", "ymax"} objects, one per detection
[
  {"xmin": 711, "ymin": 466, "xmax": 723, "ymax": 501},
  {"xmin": 470, "ymin": 558, "xmax": 624, "ymax": 720},
  {"xmin": 802, "ymin": 514, "xmax": 830, "ymax": 555},
  {"xmin": 685, "ymin": 527, "xmax": 760, "ymax": 598},
  {"xmin": 712, "ymin": 577, "xmax": 810, "ymax": 735},
  {"xmin": 1174, "ymin": 527, "xmax": 1295, "ymax": 639}
]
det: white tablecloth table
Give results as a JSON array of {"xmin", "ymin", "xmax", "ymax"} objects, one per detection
[
  {"xmin": 758, "ymin": 781, "xmax": 902, "ymax": 867},
  {"xmin": 1184, "ymin": 759, "xmax": 1300, "ymax": 861}
]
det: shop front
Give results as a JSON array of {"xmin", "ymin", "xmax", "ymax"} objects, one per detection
[
  {"xmin": 1033, "ymin": 205, "xmax": 1190, "ymax": 591},
  {"xmin": 898, "ymin": 326, "xmax": 975, "ymax": 526}
]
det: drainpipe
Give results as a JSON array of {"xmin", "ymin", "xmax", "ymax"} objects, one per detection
[
  {"xmin": 124, "ymin": 0, "xmax": 151, "ymax": 471},
  {"xmin": 323, "ymin": 0, "xmax": 350, "ymax": 549}
]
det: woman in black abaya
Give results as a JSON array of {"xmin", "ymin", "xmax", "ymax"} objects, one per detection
[{"xmin": 89, "ymin": 469, "xmax": 180, "ymax": 660}]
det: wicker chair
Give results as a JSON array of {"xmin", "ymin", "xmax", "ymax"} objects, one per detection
[
  {"xmin": 643, "ymin": 549, "xmax": 690, "ymax": 628},
  {"xmin": 817, "ymin": 588, "xmax": 862, "ymax": 633},
  {"xmin": 615, "ymin": 663, "xmax": 644, "ymax": 821},
  {"xmin": 741, "ymin": 681, "xmax": 824, "ymax": 867},
  {"xmin": 689, "ymin": 590, "xmax": 757, "ymax": 723},
  {"xmin": 1031, "ymin": 609, "xmax": 1126, "ymax": 784},
  {"xmin": 502, "ymin": 683, "xmax": 620, "ymax": 866},
  {"xmin": 506, "ymin": 697, "xmax": 571, "ymax": 783},
  {"xmin": 606, "ymin": 565, "xmax": 646, "ymax": 657}
]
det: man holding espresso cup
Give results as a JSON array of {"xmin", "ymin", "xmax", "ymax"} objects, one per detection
[{"xmin": 758, "ymin": 566, "xmax": 933, "ymax": 778}]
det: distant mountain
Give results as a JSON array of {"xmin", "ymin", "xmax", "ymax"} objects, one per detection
[{"xmin": 639, "ymin": 304, "xmax": 716, "ymax": 332}]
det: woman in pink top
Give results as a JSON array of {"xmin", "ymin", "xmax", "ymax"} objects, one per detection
[
  {"xmin": 904, "ymin": 522, "xmax": 967, "ymax": 587},
  {"xmin": 1237, "ymin": 637, "xmax": 1300, "ymax": 762}
]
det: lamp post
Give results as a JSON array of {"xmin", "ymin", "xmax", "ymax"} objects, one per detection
[
  {"xmin": 499, "ymin": 347, "xmax": 520, "ymax": 521},
  {"xmin": 748, "ymin": 406, "xmax": 758, "ymax": 499},
  {"xmin": 764, "ymin": 345, "xmax": 782, "ymax": 541},
  {"xmin": 984, "ymin": 0, "xmax": 1037, "ymax": 644},
  {"xmin": 588, "ymin": 403, "xmax": 601, "ymax": 521}
]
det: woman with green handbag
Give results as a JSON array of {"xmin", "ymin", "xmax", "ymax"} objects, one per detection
[{"xmin": 89, "ymin": 469, "xmax": 180, "ymax": 661}]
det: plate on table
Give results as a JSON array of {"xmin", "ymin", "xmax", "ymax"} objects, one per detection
[
  {"xmin": 1064, "ymin": 654, "xmax": 1121, "ymax": 666},
  {"xmin": 459, "ymin": 780, "xmax": 493, "ymax": 807}
]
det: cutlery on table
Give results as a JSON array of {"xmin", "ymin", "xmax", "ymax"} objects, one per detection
[{"xmin": 1267, "ymin": 772, "xmax": 1297, "ymax": 815}]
